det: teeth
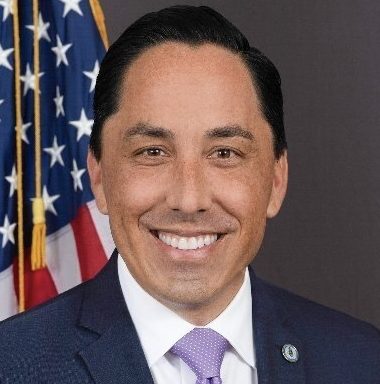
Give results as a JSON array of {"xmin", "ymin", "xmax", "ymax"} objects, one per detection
[
  {"xmin": 178, "ymin": 238, "xmax": 187, "ymax": 250},
  {"xmin": 170, "ymin": 237, "xmax": 178, "ymax": 248},
  {"xmin": 157, "ymin": 232, "xmax": 218, "ymax": 250}
]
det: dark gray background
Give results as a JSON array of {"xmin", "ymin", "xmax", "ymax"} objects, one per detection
[{"xmin": 100, "ymin": 0, "xmax": 380, "ymax": 329}]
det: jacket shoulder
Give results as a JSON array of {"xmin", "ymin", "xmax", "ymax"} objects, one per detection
[
  {"xmin": 257, "ymin": 277, "xmax": 380, "ymax": 376},
  {"xmin": 0, "ymin": 279, "xmax": 94, "ymax": 382},
  {"xmin": 0, "ymin": 254, "xmax": 121, "ymax": 383}
]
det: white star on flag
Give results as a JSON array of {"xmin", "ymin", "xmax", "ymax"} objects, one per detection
[
  {"xmin": 42, "ymin": 186, "xmax": 60, "ymax": 216},
  {"xmin": 60, "ymin": 0, "xmax": 83, "ymax": 17},
  {"xmin": 51, "ymin": 35, "xmax": 72, "ymax": 67},
  {"xmin": 20, "ymin": 63, "xmax": 44, "ymax": 95},
  {"xmin": 26, "ymin": 13, "xmax": 51, "ymax": 42},
  {"xmin": 0, "ymin": 43, "xmax": 14, "ymax": 71},
  {"xmin": 69, "ymin": 108, "xmax": 93, "ymax": 141},
  {"xmin": 43, "ymin": 136, "xmax": 65, "ymax": 167},
  {"xmin": 83, "ymin": 60, "xmax": 99, "ymax": 93},
  {"xmin": 0, "ymin": 0, "xmax": 13, "ymax": 22},
  {"xmin": 71, "ymin": 160, "xmax": 86, "ymax": 191},
  {"xmin": 15, "ymin": 120, "xmax": 32, "ymax": 144},
  {"xmin": 0, "ymin": 215, "xmax": 16, "ymax": 248},
  {"xmin": 53, "ymin": 86, "xmax": 65, "ymax": 117},
  {"xmin": 5, "ymin": 165, "xmax": 17, "ymax": 197}
]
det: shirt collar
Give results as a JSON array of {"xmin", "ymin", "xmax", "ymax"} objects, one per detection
[
  {"xmin": 208, "ymin": 268, "xmax": 256, "ymax": 368},
  {"xmin": 117, "ymin": 254, "xmax": 255, "ymax": 369}
]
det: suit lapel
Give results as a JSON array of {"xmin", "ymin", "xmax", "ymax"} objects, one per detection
[
  {"xmin": 76, "ymin": 250, "xmax": 154, "ymax": 384},
  {"xmin": 249, "ymin": 267, "xmax": 306, "ymax": 384}
]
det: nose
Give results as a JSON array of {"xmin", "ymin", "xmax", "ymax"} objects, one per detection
[{"xmin": 166, "ymin": 159, "xmax": 212, "ymax": 213}]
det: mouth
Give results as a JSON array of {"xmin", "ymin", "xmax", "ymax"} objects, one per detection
[{"xmin": 150, "ymin": 230, "xmax": 225, "ymax": 251}]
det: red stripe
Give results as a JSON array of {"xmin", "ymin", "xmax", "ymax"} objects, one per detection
[
  {"xmin": 71, "ymin": 204, "xmax": 107, "ymax": 281},
  {"xmin": 13, "ymin": 250, "xmax": 58, "ymax": 310}
]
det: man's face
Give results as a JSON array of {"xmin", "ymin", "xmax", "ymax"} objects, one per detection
[{"xmin": 88, "ymin": 43, "xmax": 287, "ymax": 314}]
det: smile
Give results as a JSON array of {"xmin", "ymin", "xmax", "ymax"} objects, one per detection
[{"xmin": 157, "ymin": 231, "xmax": 219, "ymax": 250}]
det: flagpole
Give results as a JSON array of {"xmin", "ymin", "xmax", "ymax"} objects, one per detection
[
  {"xmin": 13, "ymin": 0, "xmax": 26, "ymax": 312},
  {"xmin": 89, "ymin": 0, "xmax": 109, "ymax": 49},
  {"xmin": 31, "ymin": 0, "xmax": 46, "ymax": 271}
]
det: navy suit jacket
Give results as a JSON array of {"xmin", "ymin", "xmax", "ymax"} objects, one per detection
[{"xmin": 0, "ymin": 250, "xmax": 379, "ymax": 383}]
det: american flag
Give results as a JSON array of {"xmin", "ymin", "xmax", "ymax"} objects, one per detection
[{"xmin": 0, "ymin": 0, "xmax": 114, "ymax": 320}]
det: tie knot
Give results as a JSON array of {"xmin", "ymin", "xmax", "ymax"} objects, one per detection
[{"xmin": 170, "ymin": 328, "xmax": 229, "ymax": 382}]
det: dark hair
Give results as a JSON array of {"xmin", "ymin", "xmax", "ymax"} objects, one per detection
[{"xmin": 90, "ymin": 5, "xmax": 287, "ymax": 160}]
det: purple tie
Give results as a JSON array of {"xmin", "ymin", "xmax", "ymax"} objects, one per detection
[{"xmin": 170, "ymin": 328, "xmax": 229, "ymax": 384}]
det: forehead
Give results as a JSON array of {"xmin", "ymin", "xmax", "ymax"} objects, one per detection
[
  {"xmin": 115, "ymin": 42, "xmax": 263, "ymax": 131},
  {"xmin": 128, "ymin": 41, "xmax": 250, "ymax": 75}
]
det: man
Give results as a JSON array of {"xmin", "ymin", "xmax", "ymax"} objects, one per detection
[{"xmin": 0, "ymin": 5, "xmax": 379, "ymax": 384}]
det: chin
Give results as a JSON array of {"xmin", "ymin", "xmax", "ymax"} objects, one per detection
[{"xmin": 155, "ymin": 280, "xmax": 213, "ymax": 308}]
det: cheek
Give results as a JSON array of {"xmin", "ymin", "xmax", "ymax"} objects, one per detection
[
  {"xmin": 102, "ymin": 164, "xmax": 167, "ymax": 219},
  {"xmin": 208, "ymin": 166, "xmax": 272, "ymax": 223}
]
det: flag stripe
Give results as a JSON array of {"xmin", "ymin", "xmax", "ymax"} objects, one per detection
[
  {"xmin": 13, "ymin": 251, "xmax": 58, "ymax": 309},
  {"xmin": 0, "ymin": 265, "xmax": 18, "ymax": 320},
  {"xmin": 71, "ymin": 204, "xmax": 108, "ymax": 281},
  {"xmin": 87, "ymin": 200, "xmax": 114, "ymax": 258},
  {"xmin": 45, "ymin": 223, "xmax": 82, "ymax": 294}
]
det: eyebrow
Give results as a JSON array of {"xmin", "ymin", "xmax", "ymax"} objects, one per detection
[
  {"xmin": 206, "ymin": 125, "xmax": 254, "ymax": 141},
  {"xmin": 123, "ymin": 122, "xmax": 255, "ymax": 141},
  {"xmin": 123, "ymin": 122, "xmax": 175, "ymax": 140}
]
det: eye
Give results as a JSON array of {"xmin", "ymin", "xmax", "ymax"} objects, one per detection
[
  {"xmin": 209, "ymin": 148, "xmax": 240, "ymax": 159},
  {"xmin": 216, "ymin": 148, "xmax": 232, "ymax": 158},
  {"xmin": 136, "ymin": 147, "xmax": 167, "ymax": 157}
]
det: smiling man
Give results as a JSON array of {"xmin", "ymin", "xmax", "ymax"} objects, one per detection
[
  {"xmin": 88, "ymin": 39, "xmax": 287, "ymax": 328},
  {"xmin": 0, "ymin": 5, "xmax": 379, "ymax": 384}
]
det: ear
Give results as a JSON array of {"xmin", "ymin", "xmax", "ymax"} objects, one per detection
[
  {"xmin": 266, "ymin": 151, "xmax": 288, "ymax": 218},
  {"xmin": 87, "ymin": 151, "xmax": 109, "ymax": 214}
]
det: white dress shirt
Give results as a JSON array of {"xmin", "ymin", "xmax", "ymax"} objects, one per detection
[{"xmin": 117, "ymin": 255, "xmax": 258, "ymax": 383}]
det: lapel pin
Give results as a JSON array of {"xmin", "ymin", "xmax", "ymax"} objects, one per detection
[{"xmin": 282, "ymin": 344, "xmax": 299, "ymax": 363}]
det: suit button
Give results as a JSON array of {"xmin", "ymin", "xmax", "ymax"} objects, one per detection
[{"xmin": 282, "ymin": 344, "xmax": 299, "ymax": 363}]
